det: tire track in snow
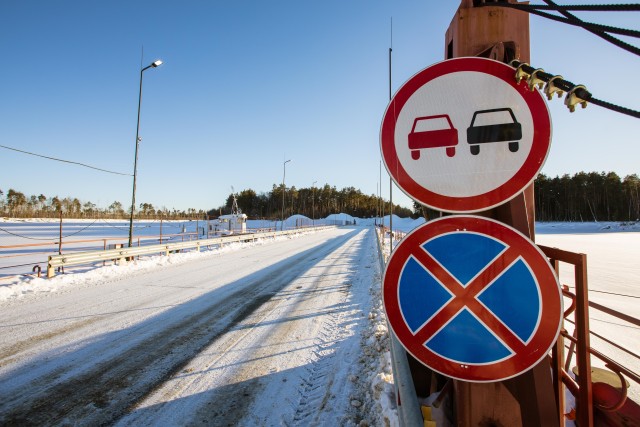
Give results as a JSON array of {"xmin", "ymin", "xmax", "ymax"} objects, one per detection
[
  {"xmin": 0, "ymin": 229, "xmax": 358, "ymax": 426},
  {"xmin": 117, "ymin": 229, "xmax": 364, "ymax": 426},
  {"xmin": 0, "ymin": 275, "xmax": 276, "ymax": 426},
  {"xmin": 0, "ymin": 317, "xmax": 100, "ymax": 368},
  {"xmin": 288, "ymin": 251, "xmax": 357, "ymax": 425},
  {"xmin": 0, "ymin": 297, "xmax": 178, "ymax": 369}
]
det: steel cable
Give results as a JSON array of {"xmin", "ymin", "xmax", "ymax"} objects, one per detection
[
  {"xmin": 0, "ymin": 145, "xmax": 132, "ymax": 176},
  {"xmin": 98, "ymin": 218, "xmax": 159, "ymax": 231},
  {"xmin": 511, "ymin": 60, "xmax": 640, "ymax": 119},
  {"xmin": 483, "ymin": 1, "xmax": 640, "ymax": 56},
  {"xmin": 541, "ymin": 0, "xmax": 640, "ymax": 56},
  {"xmin": 523, "ymin": 4, "xmax": 640, "ymax": 12},
  {"xmin": 505, "ymin": 5, "xmax": 640, "ymax": 38},
  {"xmin": 0, "ymin": 219, "xmax": 99, "ymax": 240}
]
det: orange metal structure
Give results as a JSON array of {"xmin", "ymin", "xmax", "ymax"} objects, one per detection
[
  {"xmin": 441, "ymin": 2, "xmax": 559, "ymax": 425},
  {"xmin": 404, "ymin": 2, "xmax": 640, "ymax": 427}
]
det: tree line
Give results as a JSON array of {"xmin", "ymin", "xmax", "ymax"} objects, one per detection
[
  {"xmin": 413, "ymin": 172, "xmax": 640, "ymax": 223},
  {"xmin": 0, "ymin": 184, "xmax": 411, "ymax": 220},
  {"xmin": 0, "ymin": 189, "xmax": 207, "ymax": 219},
  {"xmin": 535, "ymin": 172, "xmax": 640, "ymax": 222},
  {"xmin": 210, "ymin": 184, "xmax": 414, "ymax": 219},
  {"xmin": 2, "ymin": 172, "xmax": 639, "ymax": 222}
]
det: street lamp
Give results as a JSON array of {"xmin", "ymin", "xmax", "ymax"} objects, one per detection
[
  {"xmin": 312, "ymin": 180, "xmax": 317, "ymax": 226},
  {"xmin": 128, "ymin": 59, "xmax": 163, "ymax": 247},
  {"xmin": 281, "ymin": 159, "xmax": 291, "ymax": 231}
]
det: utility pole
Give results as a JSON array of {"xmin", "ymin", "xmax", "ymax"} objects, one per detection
[{"xmin": 439, "ymin": 2, "xmax": 558, "ymax": 426}]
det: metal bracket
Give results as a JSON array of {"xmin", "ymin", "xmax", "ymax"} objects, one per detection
[
  {"xmin": 527, "ymin": 68, "xmax": 545, "ymax": 91},
  {"xmin": 565, "ymin": 85, "xmax": 589, "ymax": 112},
  {"xmin": 514, "ymin": 62, "xmax": 531, "ymax": 84},
  {"xmin": 544, "ymin": 75, "xmax": 564, "ymax": 100}
]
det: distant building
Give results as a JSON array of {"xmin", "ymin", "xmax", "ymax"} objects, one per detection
[{"xmin": 215, "ymin": 213, "xmax": 247, "ymax": 234}]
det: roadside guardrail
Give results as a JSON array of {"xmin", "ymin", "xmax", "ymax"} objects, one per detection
[{"xmin": 47, "ymin": 226, "xmax": 336, "ymax": 278}]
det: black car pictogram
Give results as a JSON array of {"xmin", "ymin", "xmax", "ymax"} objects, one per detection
[{"xmin": 466, "ymin": 107, "xmax": 522, "ymax": 155}]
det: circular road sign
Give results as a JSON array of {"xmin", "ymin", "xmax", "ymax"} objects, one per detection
[
  {"xmin": 383, "ymin": 215, "xmax": 562, "ymax": 382},
  {"xmin": 380, "ymin": 57, "xmax": 552, "ymax": 213}
]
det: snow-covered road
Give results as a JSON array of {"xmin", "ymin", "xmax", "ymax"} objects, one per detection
[{"xmin": 0, "ymin": 227, "xmax": 389, "ymax": 426}]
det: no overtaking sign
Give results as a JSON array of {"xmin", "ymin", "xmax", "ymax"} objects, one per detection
[{"xmin": 380, "ymin": 57, "xmax": 552, "ymax": 213}]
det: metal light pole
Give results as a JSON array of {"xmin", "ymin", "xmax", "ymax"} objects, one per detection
[
  {"xmin": 128, "ymin": 59, "xmax": 163, "ymax": 248},
  {"xmin": 389, "ymin": 39, "xmax": 393, "ymax": 250},
  {"xmin": 281, "ymin": 159, "xmax": 291, "ymax": 231},
  {"xmin": 312, "ymin": 180, "xmax": 317, "ymax": 226}
]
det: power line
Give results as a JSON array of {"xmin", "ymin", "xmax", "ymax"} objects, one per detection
[
  {"xmin": 520, "ymin": 7, "xmax": 640, "ymax": 38},
  {"xmin": 0, "ymin": 145, "xmax": 132, "ymax": 176},
  {"xmin": 542, "ymin": 0, "xmax": 640, "ymax": 56},
  {"xmin": 522, "ymin": 4, "xmax": 640, "ymax": 12},
  {"xmin": 483, "ymin": 1, "xmax": 640, "ymax": 56}
]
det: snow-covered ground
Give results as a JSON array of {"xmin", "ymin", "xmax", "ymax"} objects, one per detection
[
  {"xmin": 0, "ymin": 216, "xmax": 638, "ymax": 424},
  {"xmin": 0, "ymin": 226, "xmax": 398, "ymax": 425},
  {"xmin": 536, "ymin": 222, "xmax": 640, "ymax": 405}
]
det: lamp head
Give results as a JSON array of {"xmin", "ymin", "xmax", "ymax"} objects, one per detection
[{"xmin": 152, "ymin": 60, "xmax": 163, "ymax": 67}]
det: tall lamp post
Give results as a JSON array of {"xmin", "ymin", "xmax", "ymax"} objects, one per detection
[
  {"xmin": 312, "ymin": 180, "xmax": 317, "ymax": 227},
  {"xmin": 128, "ymin": 59, "xmax": 163, "ymax": 248},
  {"xmin": 281, "ymin": 159, "xmax": 291, "ymax": 231}
]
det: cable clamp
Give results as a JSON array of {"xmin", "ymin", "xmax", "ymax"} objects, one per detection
[
  {"xmin": 527, "ymin": 68, "xmax": 545, "ymax": 91},
  {"xmin": 514, "ymin": 62, "xmax": 531, "ymax": 84},
  {"xmin": 565, "ymin": 85, "xmax": 589, "ymax": 112},
  {"xmin": 544, "ymin": 75, "xmax": 564, "ymax": 100}
]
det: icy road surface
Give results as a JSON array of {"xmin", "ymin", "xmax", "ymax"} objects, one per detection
[{"xmin": 0, "ymin": 227, "xmax": 389, "ymax": 426}]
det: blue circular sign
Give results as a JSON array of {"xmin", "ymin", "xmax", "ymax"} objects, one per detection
[{"xmin": 383, "ymin": 216, "xmax": 562, "ymax": 382}]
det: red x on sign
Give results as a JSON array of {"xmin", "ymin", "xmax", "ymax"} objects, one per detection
[{"xmin": 383, "ymin": 216, "xmax": 562, "ymax": 382}]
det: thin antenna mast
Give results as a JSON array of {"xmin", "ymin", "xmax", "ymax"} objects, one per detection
[{"xmin": 389, "ymin": 17, "xmax": 393, "ymax": 251}]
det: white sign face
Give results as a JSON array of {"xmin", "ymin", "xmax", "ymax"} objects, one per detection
[
  {"xmin": 397, "ymin": 71, "xmax": 533, "ymax": 197},
  {"xmin": 380, "ymin": 58, "xmax": 552, "ymax": 213}
]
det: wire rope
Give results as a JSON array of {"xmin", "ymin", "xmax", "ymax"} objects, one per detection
[
  {"xmin": 511, "ymin": 60, "xmax": 640, "ymax": 119},
  {"xmin": 524, "ymin": 4, "xmax": 640, "ymax": 12},
  {"xmin": 97, "ymin": 218, "xmax": 159, "ymax": 231},
  {"xmin": 0, "ymin": 219, "xmax": 99, "ymax": 240},
  {"xmin": 542, "ymin": 0, "xmax": 640, "ymax": 56},
  {"xmin": 0, "ymin": 145, "xmax": 132, "ymax": 176},
  {"xmin": 484, "ymin": 1, "xmax": 640, "ymax": 56}
]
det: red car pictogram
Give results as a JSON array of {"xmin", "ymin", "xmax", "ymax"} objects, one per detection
[{"xmin": 408, "ymin": 114, "xmax": 458, "ymax": 160}]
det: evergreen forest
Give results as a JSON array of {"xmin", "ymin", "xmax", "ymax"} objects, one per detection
[{"xmin": 2, "ymin": 172, "xmax": 639, "ymax": 222}]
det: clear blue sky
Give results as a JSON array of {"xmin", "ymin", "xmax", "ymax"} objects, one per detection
[{"xmin": 1, "ymin": 1, "xmax": 638, "ymax": 212}]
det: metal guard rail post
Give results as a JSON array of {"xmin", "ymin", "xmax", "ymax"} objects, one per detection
[
  {"xmin": 47, "ymin": 226, "xmax": 336, "ymax": 278},
  {"xmin": 375, "ymin": 226, "xmax": 423, "ymax": 427}
]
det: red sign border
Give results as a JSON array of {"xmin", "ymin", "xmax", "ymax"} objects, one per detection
[
  {"xmin": 383, "ymin": 216, "xmax": 562, "ymax": 382},
  {"xmin": 380, "ymin": 57, "xmax": 552, "ymax": 213}
]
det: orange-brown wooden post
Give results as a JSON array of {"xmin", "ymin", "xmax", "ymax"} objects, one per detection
[{"xmin": 442, "ymin": 1, "xmax": 558, "ymax": 425}]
